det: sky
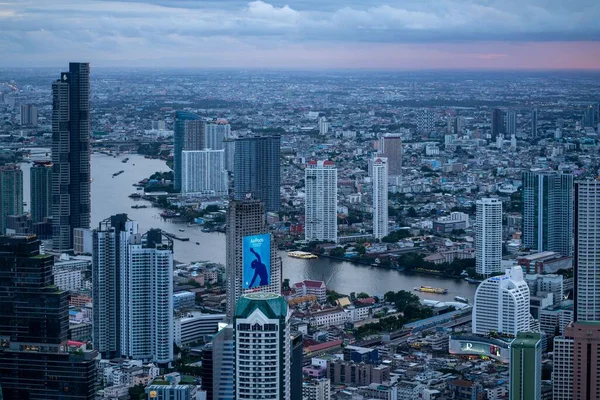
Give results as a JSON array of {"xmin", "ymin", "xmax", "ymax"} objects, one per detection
[{"xmin": 1, "ymin": 0, "xmax": 600, "ymax": 70}]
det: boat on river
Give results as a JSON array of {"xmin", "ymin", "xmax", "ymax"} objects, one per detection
[
  {"xmin": 413, "ymin": 286, "xmax": 448, "ymax": 294},
  {"xmin": 287, "ymin": 251, "xmax": 318, "ymax": 259}
]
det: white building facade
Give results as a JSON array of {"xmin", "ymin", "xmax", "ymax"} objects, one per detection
[
  {"xmin": 372, "ymin": 157, "xmax": 389, "ymax": 240},
  {"xmin": 120, "ymin": 230, "xmax": 174, "ymax": 365},
  {"xmin": 234, "ymin": 293, "xmax": 290, "ymax": 400},
  {"xmin": 181, "ymin": 150, "xmax": 228, "ymax": 196},
  {"xmin": 476, "ymin": 198, "xmax": 503, "ymax": 275},
  {"xmin": 472, "ymin": 266, "xmax": 531, "ymax": 336},
  {"xmin": 305, "ymin": 160, "xmax": 338, "ymax": 242}
]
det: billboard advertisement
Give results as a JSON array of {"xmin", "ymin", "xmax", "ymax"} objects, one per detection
[{"xmin": 243, "ymin": 234, "xmax": 271, "ymax": 289}]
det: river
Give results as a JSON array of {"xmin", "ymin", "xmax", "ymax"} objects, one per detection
[{"xmin": 21, "ymin": 152, "xmax": 477, "ymax": 301}]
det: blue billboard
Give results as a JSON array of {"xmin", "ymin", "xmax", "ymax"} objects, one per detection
[{"xmin": 242, "ymin": 234, "xmax": 271, "ymax": 289}]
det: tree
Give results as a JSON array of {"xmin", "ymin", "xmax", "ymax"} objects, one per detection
[
  {"xmin": 356, "ymin": 292, "xmax": 370, "ymax": 299},
  {"xmin": 128, "ymin": 384, "xmax": 145, "ymax": 400},
  {"xmin": 329, "ymin": 247, "xmax": 345, "ymax": 257}
]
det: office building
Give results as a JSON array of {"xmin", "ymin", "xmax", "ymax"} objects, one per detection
[
  {"xmin": 491, "ymin": 108, "xmax": 505, "ymax": 139},
  {"xmin": 30, "ymin": 161, "xmax": 53, "ymax": 224},
  {"xmin": 506, "ymin": 110, "xmax": 517, "ymax": 135},
  {"xmin": 181, "ymin": 149, "xmax": 228, "ymax": 196},
  {"xmin": 234, "ymin": 293, "xmax": 291, "ymax": 400},
  {"xmin": 93, "ymin": 215, "xmax": 173, "ymax": 365},
  {"xmin": 472, "ymin": 266, "xmax": 531, "ymax": 336},
  {"xmin": 305, "ymin": 160, "xmax": 338, "ymax": 243},
  {"xmin": 202, "ymin": 324, "xmax": 235, "ymax": 400},
  {"xmin": 475, "ymin": 198, "xmax": 503, "ymax": 276},
  {"xmin": 52, "ymin": 62, "xmax": 91, "ymax": 252},
  {"xmin": 531, "ymin": 109, "xmax": 538, "ymax": 137},
  {"xmin": 183, "ymin": 120, "xmax": 206, "ymax": 151},
  {"xmin": 174, "ymin": 312, "xmax": 226, "ymax": 347},
  {"xmin": 173, "ymin": 111, "xmax": 200, "ymax": 192},
  {"xmin": 145, "ymin": 385, "xmax": 204, "ymax": 400},
  {"xmin": 378, "ymin": 133, "xmax": 402, "ymax": 176},
  {"xmin": 225, "ymin": 200, "xmax": 282, "ymax": 320},
  {"xmin": 205, "ymin": 120, "xmax": 231, "ymax": 150},
  {"xmin": 290, "ymin": 331, "xmax": 304, "ymax": 400},
  {"xmin": 20, "ymin": 104, "xmax": 38, "ymax": 126},
  {"xmin": 318, "ymin": 116, "xmax": 329, "ymax": 135},
  {"xmin": 553, "ymin": 322, "xmax": 600, "ymax": 400},
  {"xmin": 509, "ymin": 332, "xmax": 542, "ymax": 400},
  {"xmin": 372, "ymin": 157, "xmax": 388, "ymax": 240},
  {"xmin": 302, "ymin": 378, "xmax": 331, "ymax": 400},
  {"xmin": 574, "ymin": 180, "xmax": 600, "ymax": 322},
  {"xmin": 233, "ymin": 135, "xmax": 281, "ymax": 212},
  {"xmin": 582, "ymin": 103, "xmax": 599, "ymax": 128},
  {"xmin": 0, "ymin": 164, "xmax": 23, "ymax": 234},
  {"xmin": 522, "ymin": 171, "xmax": 573, "ymax": 257},
  {"xmin": 0, "ymin": 235, "xmax": 97, "ymax": 400},
  {"xmin": 416, "ymin": 108, "xmax": 434, "ymax": 134}
]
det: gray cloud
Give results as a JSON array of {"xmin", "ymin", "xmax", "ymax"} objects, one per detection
[{"xmin": 0, "ymin": 0, "xmax": 599, "ymax": 66}]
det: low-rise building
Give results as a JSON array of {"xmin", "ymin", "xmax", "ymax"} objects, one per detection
[{"xmin": 174, "ymin": 312, "xmax": 226, "ymax": 346}]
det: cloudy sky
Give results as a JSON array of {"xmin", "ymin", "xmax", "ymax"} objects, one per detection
[{"xmin": 1, "ymin": 0, "xmax": 600, "ymax": 69}]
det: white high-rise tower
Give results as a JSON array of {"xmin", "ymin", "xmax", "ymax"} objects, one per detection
[
  {"xmin": 234, "ymin": 293, "xmax": 291, "ymax": 400},
  {"xmin": 305, "ymin": 160, "xmax": 338, "ymax": 242},
  {"xmin": 476, "ymin": 198, "xmax": 503, "ymax": 276},
  {"xmin": 372, "ymin": 157, "xmax": 388, "ymax": 240}
]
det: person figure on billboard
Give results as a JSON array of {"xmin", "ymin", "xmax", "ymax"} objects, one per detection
[{"xmin": 249, "ymin": 247, "xmax": 268, "ymax": 287}]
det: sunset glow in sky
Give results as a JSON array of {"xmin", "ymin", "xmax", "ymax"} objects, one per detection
[{"xmin": 1, "ymin": 0, "xmax": 600, "ymax": 69}]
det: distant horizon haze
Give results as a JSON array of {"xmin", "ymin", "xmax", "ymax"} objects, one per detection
[{"xmin": 1, "ymin": 0, "xmax": 600, "ymax": 70}]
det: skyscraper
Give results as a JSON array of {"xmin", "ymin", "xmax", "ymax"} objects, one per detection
[
  {"xmin": 225, "ymin": 200, "xmax": 282, "ymax": 320},
  {"xmin": 491, "ymin": 108, "xmax": 505, "ymax": 139},
  {"xmin": 475, "ymin": 198, "xmax": 502, "ymax": 276},
  {"xmin": 181, "ymin": 150, "xmax": 228, "ymax": 196},
  {"xmin": 234, "ymin": 293, "xmax": 291, "ymax": 400},
  {"xmin": 233, "ymin": 135, "xmax": 281, "ymax": 212},
  {"xmin": 30, "ymin": 161, "xmax": 53, "ymax": 224},
  {"xmin": 509, "ymin": 332, "xmax": 542, "ymax": 400},
  {"xmin": 553, "ymin": 322, "xmax": 600, "ymax": 400},
  {"xmin": 183, "ymin": 120, "xmax": 206, "ymax": 151},
  {"xmin": 52, "ymin": 62, "xmax": 91, "ymax": 252},
  {"xmin": 20, "ymin": 104, "xmax": 38, "ymax": 126},
  {"xmin": 202, "ymin": 325, "xmax": 235, "ymax": 400},
  {"xmin": 205, "ymin": 120, "xmax": 231, "ymax": 150},
  {"xmin": 93, "ymin": 214, "xmax": 138, "ymax": 359},
  {"xmin": 378, "ymin": 134, "xmax": 402, "ymax": 176},
  {"xmin": 305, "ymin": 160, "xmax": 338, "ymax": 243},
  {"xmin": 531, "ymin": 109, "xmax": 538, "ymax": 137},
  {"xmin": 372, "ymin": 157, "xmax": 388, "ymax": 240},
  {"xmin": 416, "ymin": 108, "xmax": 434, "ymax": 134},
  {"xmin": 472, "ymin": 266, "xmax": 531, "ymax": 336},
  {"xmin": 574, "ymin": 180, "xmax": 600, "ymax": 322},
  {"xmin": 522, "ymin": 171, "xmax": 573, "ymax": 257},
  {"xmin": 93, "ymin": 215, "xmax": 173, "ymax": 365},
  {"xmin": 120, "ymin": 229, "xmax": 173, "ymax": 365},
  {"xmin": 173, "ymin": 111, "xmax": 200, "ymax": 192},
  {"xmin": 0, "ymin": 235, "xmax": 98, "ymax": 400},
  {"xmin": 505, "ymin": 110, "xmax": 517, "ymax": 135},
  {"xmin": 0, "ymin": 164, "xmax": 23, "ymax": 234}
]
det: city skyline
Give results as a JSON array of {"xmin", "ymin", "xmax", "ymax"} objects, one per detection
[{"xmin": 1, "ymin": 1, "xmax": 600, "ymax": 70}]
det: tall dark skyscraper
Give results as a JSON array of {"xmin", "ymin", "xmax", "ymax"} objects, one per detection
[
  {"xmin": 30, "ymin": 161, "xmax": 53, "ymax": 224},
  {"xmin": 0, "ymin": 235, "xmax": 98, "ymax": 399},
  {"xmin": 52, "ymin": 62, "xmax": 91, "ymax": 252},
  {"xmin": 173, "ymin": 111, "xmax": 202, "ymax": 192},
  {"xmin": 522, "ymin": 171, "xmax": 573, "ymax": 257},
  {"xmin": 491, "ymin": 108, "xmax": 505, "ymax": 139},
  {"xmin": 0, "ymin": 164, "xmax": 23, "ymax": 234},
  {"xmin": 233, "ymin": 135, "xmax": 281, "ymax": 212}
]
